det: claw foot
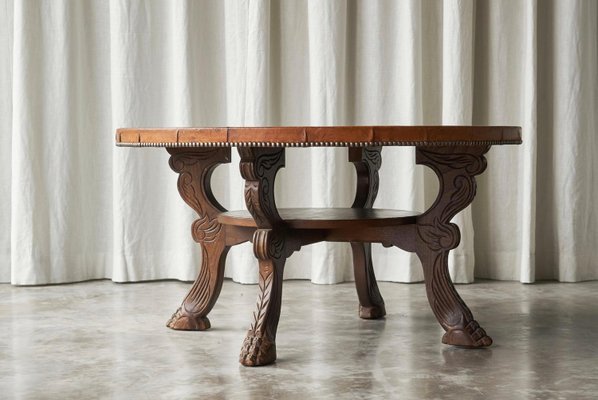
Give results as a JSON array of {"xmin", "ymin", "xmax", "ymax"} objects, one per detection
[
  {"xmin": 166, "ymin": 307, "xmax": 211, "ymax": 331},
  {"xmin": 239, "ymin": 332, "xmax": 276, "ymax": 366},
  {"xmin": 359, "ymin": 304, "xmax": 386, "ymax": 320},
  {"xmin": 441, "ymin": 320, "xmax": 493, "ymax": 348}
]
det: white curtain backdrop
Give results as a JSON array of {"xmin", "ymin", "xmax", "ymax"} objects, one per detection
[{"xmin": 1, "ymin": 0, "xmax": 597, "ymax": 285}]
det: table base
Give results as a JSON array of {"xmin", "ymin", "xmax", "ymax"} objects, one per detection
[{"xmin": 165, "ymin": 145, "xmax": 492, "ymax": 366}]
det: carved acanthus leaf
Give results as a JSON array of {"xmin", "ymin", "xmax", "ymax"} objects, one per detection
[
  {"xmin": 169, "ymin": 149, "xmax": 229, "ymax": 172},
  {"xmin": 417, "ymin": 148, "xmax": 488, "ymax": 175},
  {"xmin": 178, "ymin": 171, "xmax": 204, "ymax": 216},
  {"xmin": 363, "ymin": 147, "xmax": 382, "ymax": 171},
  {"xmin": 351, "ymin": 147, "xmax": 382, "ymax": 209},
  {"xmin": 441, "ymin": 175, "xmax": 476, "ymax": 223},
  {"xmin": 249, "ymin": 266, "xmax": 274, "ymax": 332},
  {"xmin": 239, "ymin": 148, "xmax": 285, "ymax": 228},
  {"xmin": 416, "ymin": 145, "xmax": 489, "ymax": 228},
  {"xmin": 192, "ymin": 215, "xmax": 222, "ymax": 243},
  {"xmin": 417, "ymin": 220, "xmax": 460, "ymax": 251}
]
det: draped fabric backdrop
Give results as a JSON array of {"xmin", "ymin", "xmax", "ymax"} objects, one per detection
[{"xmin": 1, "ymin": 0, "xmax": 597, "ymax": 285}]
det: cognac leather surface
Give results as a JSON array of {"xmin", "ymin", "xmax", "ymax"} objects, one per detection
[{"xmin": 116, "ymin": 126, "xmax": 522, "ymax": 147}]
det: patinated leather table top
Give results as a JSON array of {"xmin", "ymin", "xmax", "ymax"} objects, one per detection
[
  {"xmin": 117, "ymin": 125, "xmax": 521, "ymax": 366},
  {"xmin": 116, "ymin": 125, "xmax": 521, "ymax": 147}
]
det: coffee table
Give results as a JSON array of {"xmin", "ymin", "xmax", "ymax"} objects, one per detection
[{"xmin": 116, "ymin": 126, "xmax": 521, "ymax": 366}]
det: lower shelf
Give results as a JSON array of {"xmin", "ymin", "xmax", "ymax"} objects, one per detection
[{"xmin": 217, "ymin": 208, "xmax": 420, "ymax": 229}]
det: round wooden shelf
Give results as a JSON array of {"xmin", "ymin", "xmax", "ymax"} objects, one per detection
[{"xmin": 218, "ymin": 208, "xmax": 420, "ymax": 229}]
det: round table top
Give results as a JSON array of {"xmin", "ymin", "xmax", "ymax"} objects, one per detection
[{"xmin": 116, "ymin": 126, "xmax": 521, "ymax": 147}]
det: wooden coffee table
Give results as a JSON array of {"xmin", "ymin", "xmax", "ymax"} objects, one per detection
[{"xmin": 116, "ymin": 126, "xmax": 521, "ymax": 366}]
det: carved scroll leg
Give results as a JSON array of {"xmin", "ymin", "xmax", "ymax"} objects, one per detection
[
  {"xmin": 351, "ymin": 242, "xmax": 386, "ymax": 319},
  {"xmin": 418, "ymin": 250, "xmax": 492, "ymax": 347},
  {"xmin": 237, "ymin": 147, "xmax": 289, "ymax": 366},
  {"xmin": 167, "ymin": 239, "xmax": 229, "ymax": 330},
  {"xmin": 415, "ymin": 145, "xmax": 493, "ymax": 347},
  {"xmin": 166, "ymin": 147, "xmax": 231, "ymax": 331},
  {"xmin": 349, "ymin": 146, "xmax": 386, "ymax": 319},
  {"xmin": 240, "ymin": 230, "xmax": 287, "ymax": 367}
]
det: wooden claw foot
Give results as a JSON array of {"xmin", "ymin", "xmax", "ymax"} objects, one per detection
[
  {"xmin": 239, "ymin": 332, "xmax": 277, "ymax": 367},
  {"xmin": 442, "ymin": 319, "xmax": 492, "ymax": 347},
  {"xmin": 166, "ymin": 307, "xmax": 211, "ymax": 331},
  {"xmin": 418, "ymin": 250, "xmax": 493, "ymax": 348},
  {"xmin": 359, "ymin": 304, "xmax": 386, "ymax": 320},
  {"xmin": 352, "ymin": 242, "xmax": 386, "ymax": 320}
]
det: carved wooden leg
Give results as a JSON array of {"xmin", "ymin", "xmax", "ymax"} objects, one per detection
[
  {"xmin": 166, "ymin": 148, "xmax": 231, "ymax": 331},
  {"xmin": 237, "ymin": 147, "xmax": 289, "ymax": 366},
  {"xmin": 166, "ymin": 241, "xmax": 229, "ymax": 330},
  {"xmin": 350, "ymin": 147, "xmax": 386, "ymax": 319},
  {"xmin": 240, "ymin": 230, "xmax": 287, "ymax": 366},
  {"xmin": 418, "ymin": 250, "xmax": 492, "ymax": 347},
  {"xmin": 351, "ymin": 242, "xmax": 386, "ymax": 319},
  {"xmin": 415, "ymin": 146, "xmax": 493, "ymax": 347}
]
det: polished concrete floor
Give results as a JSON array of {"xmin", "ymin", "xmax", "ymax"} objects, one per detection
[{"xmin": 1, "ymin": 279, "xmax": 597, "ymax": 399}]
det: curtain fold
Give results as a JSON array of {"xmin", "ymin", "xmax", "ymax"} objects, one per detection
[
  {"xmin": 1, "ymin": 0, "xmax": 597, "ymax": 285},
  {"xmin": 0, "ymin": 0, "xmax": 13, "ymax": 283},
  {"xmin": 441, "ymin": 0, "xmax": 476, "ymax": 283},
  {"xmin": 472, "ymin": 0, "xmax": 541, "ymax": 282}
]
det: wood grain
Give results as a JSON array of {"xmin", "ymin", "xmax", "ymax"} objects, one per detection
[{"xmin": 218, "ymin": 208, "xmax": 420, "ymax": 229}]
